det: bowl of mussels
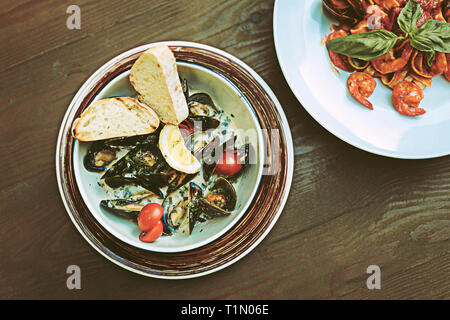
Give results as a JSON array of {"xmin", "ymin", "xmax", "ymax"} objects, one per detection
[
  {"xmin": 57, "ymin": 41, "xmax": 293, "ymax": 277},
  {"xmin": 70, "ymin": 44, "xmax": 264, "ymax": 253}
]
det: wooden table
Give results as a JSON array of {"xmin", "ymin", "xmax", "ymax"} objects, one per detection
[{"xmin": 1, "ymin": 0, "xmax": 448, "ymax": 300}]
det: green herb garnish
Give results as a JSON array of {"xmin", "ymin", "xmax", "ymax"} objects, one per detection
[
  {"xmin": 326, "ymin": 29, "xmax": 400, "ymax": 60},
  {"xmin": 326, "ymin": 0, "xmax": 450, "ymax": 67}
]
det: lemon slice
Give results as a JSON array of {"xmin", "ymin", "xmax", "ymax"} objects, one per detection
[{"xmin": 159, "ymin": 124, "xmax": 201, "ymax": 174}]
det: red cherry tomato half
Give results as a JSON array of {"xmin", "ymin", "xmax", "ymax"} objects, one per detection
[
  {"xmin": 215, "ymin": 152, "xmax": 242, "ymax": 176},
  {"xmin": 139, "ymin": 220, "xmax": 163, "ymax": 243},
  {"xmin": 137, "ymin": 203, "xmax": 164, "ymax": 232}
]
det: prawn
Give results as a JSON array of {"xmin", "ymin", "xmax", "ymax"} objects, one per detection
[
  {"xmin": 326, "ymin": 30, "xmax": 355, "ymax": 72},
  {"xmin": 392, "ymin": 81, "xmax": 426, "ymax": 117},
  {"xmin": 347, "ymin": 72, "xmax": 377, "ymax": 110},
  {"xmin": 371, "ymin": 42, "xmax": 413, "ymax": 74}
]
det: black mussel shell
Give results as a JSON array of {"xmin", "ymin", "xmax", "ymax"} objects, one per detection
[
  {"xmin": 99, "ymin": 193, "xmax": 154, "ymax": 218},
  {"xmin": 166, "ymin": 171, "xmax": 197, "ymax": 196},
  {"xmin": 103, "ymin": 175, "xmax": 165, "ymax": 198},
  {"xmin": 322, "ymin": 0, "xmax": 363, "ymax": 25},
  {"xmin": 164, "ymin": 182, "xmax": 205, "ymax": 235},
  {"xmin": 188, "ymin": 93, "xmax": 217, "ymax": 111},
  {"xmin": 189, "ymin": 182, "xmax": 203, "ymax": 200},
  {"xmin": 84, "ymin": 141, "xmax": 117, "ymax": 172},
  {"xmin": 189, "ymin": 116, "xmax": 220, "ymax": 130},
  {"xmin": 201, "ymin": 177, "xmax": 237, "ymax": 216},
  {"xmin": 188, "ymin": 93, "xmax": 220, "ymax": 121},
  {"xmin": 187, "ymin": 93, "xmax": 221, "ymax": 131},
  {"xmin": 101, "ymin": 137, "xmax": 165, "ymax": 179},
  {"xmin": 100, "ymin": 199, "xmax": 141, "ymax": 218}
]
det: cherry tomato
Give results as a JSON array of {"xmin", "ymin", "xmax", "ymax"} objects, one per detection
[
  {"xmin": 139, "ymin": 220, "xmax": 163, "ymax": 243},
  {"xmin": 137, "ymin": 203, "xmax": 164, "ymax": 232},
  {"xmin": 215, "ymin": 152, "xmax": 242, "ymax": 176}
]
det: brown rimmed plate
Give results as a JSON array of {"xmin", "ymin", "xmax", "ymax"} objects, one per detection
[{"xmin": 56, "ymin": 41, "xmax": 293, "ymax": 279}]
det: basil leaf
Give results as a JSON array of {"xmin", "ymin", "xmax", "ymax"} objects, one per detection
[
  {"xmin": 326, "ymin": 30, "xmax": 400, "ymax": 61},
  {"xmin": 426, "ymin": 51, "xmax": 435, "ymax": 68},
  {"xmin": 409, "ymin": 34, "xmax": 435, "ymax": 52},
  {"xmin": 412, "ymin": 20, "xmax": 450, "ymax": 53},
  {"xmin": 397, "ymin": 0, "xmax": 422, "ymax": 35}
]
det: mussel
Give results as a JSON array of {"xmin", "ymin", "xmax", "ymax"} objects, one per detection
[
  {"xmin": 100, "ymin": 193, "xmax": 158, "ymax": 218},
  {"xmin": 102, "ymin": 134, "xmax": 163, "ymax": 178},
  {"xmin": 166, "ymin": 170, "xmax": 197, "ymax": 196},
  {"xmin": 84, "ymin": 140, "xmax": 118, "ymax": 172},
  {"xmin": 84, "ymin": 133, "xmax": 160, "ymax": 173},
  {"xmin": 103, "ymin": 175, "xmax": 166, "ymax": 198},
  {"xmin": 322, "ymin": 0, "xmax": 366, "ymax": 25},
  {"xmin": 101, "ymin": 134, "xmax": 197, "ymax": 198},
  {"xmin": 166, "ymin": 200, "xmax": 188, "ymax": 230},
  {"xmin": 163, "ymin": 177, "xmax": 237, "ymax": 236},
  {"xmin": 179, "ymin": 79, "xmax": 220, "ymax": 130},
  {"xmin": 164, "ymin": 182, "xmax": 207, "ymax": 235},
  {"xmin": 85, "ymin": 133, "xmax": 155, "ymax": 171},
  {"xmin": 187, "ymin": 93, "xmax": 221, "ymax": 130},
  {"xmin": 200, "ymin": 177, "xmax": 237, "ymax": 216},
  {"xmin": 188, "ymin": 93, "xmax": 219, "ymax": 116}
]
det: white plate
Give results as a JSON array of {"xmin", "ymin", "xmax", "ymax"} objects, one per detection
[{"xmin": 274, "ymin": 0, "xmax": 450, "ymax": 159}]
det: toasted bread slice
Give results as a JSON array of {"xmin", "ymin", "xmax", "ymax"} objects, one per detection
[
  {"xmin": 72, "ymin": 97, "xmax": 160, "ymax": 141},
  {"xmin": 129, "ymin": 45, "xmax": 188, "ymax": 125}
]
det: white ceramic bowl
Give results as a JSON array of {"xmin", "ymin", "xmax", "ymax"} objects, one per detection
[{"xmin": 73, "ymin": 60, "xmax": 265, "ymax": 253}]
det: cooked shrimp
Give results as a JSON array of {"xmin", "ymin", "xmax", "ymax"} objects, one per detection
[
  {"xmin": 326, "ymin": 31, "xmax": 354, "ymax": 72},
  {"xmin": 392, "ymin": 81, "xmax": 426, "ymax": 117},
  {"xmin": 347, "ymin": 72, "xmax": 377, "ymax": 110},
  {"xmin": 371, "ymin": 42, "xmax": 413, "ymax": 74}
]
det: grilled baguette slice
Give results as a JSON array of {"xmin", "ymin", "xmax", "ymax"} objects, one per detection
[
  {"xmin": 72, "ymin": 97, "xmax": 160, "ymax": 141},
  {"xmin": 129, "ymin": 45, "xmax": 188, "ymax": 125}
]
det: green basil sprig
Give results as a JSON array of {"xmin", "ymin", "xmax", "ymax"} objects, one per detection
[
  {"xmin": 325, "ymin": 0, "xmax": 450, "ymax": 66},
  {"xmin": 412, "ymin": 20, "xmax": 450, "ymax": 53},
  {"xmin": 397, "ymin": 0, "xmax": 422, "ymax": 35},
  {"xmin": 326, "ymin": 30, "xmax": 400, "ymax": 61}
]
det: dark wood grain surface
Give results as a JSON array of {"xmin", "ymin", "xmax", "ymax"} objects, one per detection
[{"xmin": 0, "ymin": 0, "xmax": 448, "ymax": 299}]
